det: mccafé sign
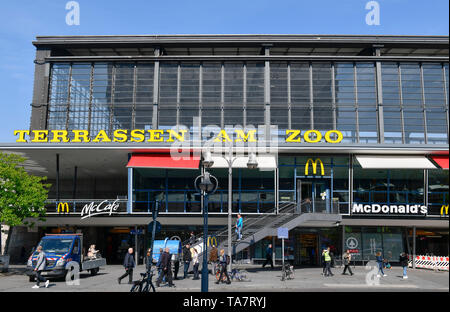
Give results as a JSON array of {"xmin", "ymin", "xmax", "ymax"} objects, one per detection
[
  {"xmin": 352, "ymin": 203, "xmax": 428, "ymax": 216},
  {"xmin": 14, "ymin": 129, "xmax": 343, "ymax": 144}
]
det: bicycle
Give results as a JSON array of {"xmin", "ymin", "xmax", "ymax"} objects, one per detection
[
  {"xmin": 281, "ymin": 263, "xmax": 294, "ymax": 281},
  {"xmin": 130, "ymin": 269, "xmax": 156, "ymax": 292},
  {"xmin": 230, "ymin": 268, "xmax": 250, "ymax": 282}
]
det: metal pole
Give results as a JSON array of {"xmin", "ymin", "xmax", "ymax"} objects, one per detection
[
  {"xmin": 150, "ymin": 201, "xmax": 159, "ymax": 254},
  {"xmin": 282, "ymin": 238, "xmax": 285, "ymax": 270},
  {"xmin": 201, "ymin": 191, "xmax": 209, "ymax": 292},
  {"xmin": 56, "ymin": 154, "xmax": 60, "ymax": 202},
  {"xmin": 135, "ymin": 225, "xmax": 138, "ymax": 266},
  {"xmin": 228, "ymin": 145, "xmax": 233, "ymax": 272},
  {"xmin": 412, "ymin": 226, "xmax": 416, "ymax": 270}
]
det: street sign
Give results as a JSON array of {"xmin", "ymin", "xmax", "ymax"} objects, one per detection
[
  {"xmin": 277, "ymin": 227, "xmax": 289, "ymax": 239},
  {"xmin": 148, "ymin": 221, "xmax": 162, "ymax": 234},
  {"xmin": 130, "ymin": 229, "xmax": 143, "ymax": 235}
]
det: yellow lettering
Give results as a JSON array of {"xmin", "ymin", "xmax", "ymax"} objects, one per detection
[
  {"xmin": 234, "ymin": 130, "xmax": 257, "ymax": 142},
  {"xmin": 92, "ymin": 130, "xmax": 111, "ymax": 143},
  {"xmin": 147, "ymin": 130, "xmax": 164, "ymax": 142},
  {"xmin": 72, "ymin": 130, "xmax": 90, "ymax": 143},
  {"xmin": 130, "ymin": 129, "xmax": 145, "ymax": 142},
  {"xmin": 213, "ymin": 130, "xmax": 232, "ymax": 142},
  {"xmin": 31, "ymin": 130, "xmax": 49, "ymax": 143},
  {"xmin": 324, "ymin": 130, "xmax": 343, "ymax": 143},
  {"xmin": 441, "ymin": 205, "xmax": 449, "ymax": 216},
  {"xmin": 303, "ymin": 130, "xmax": 322, "ymax": 143},
  {"xmin": 166, "ymin": 130, "xmax": 187, "ymax": 142},
  {"xmin": 14, "ymin": 130, "xmax": 29, "ymax": 143},
  {"xmin": 50, "ymin": 130, "xmax": 69, "ymax": 143},
  {"xmin": 285, "ymin": 130, "xmax": 301, "ymax": 143},
  {"xmin": 113, "ymin": 129, "xmax": 128, "ymax": 142}
]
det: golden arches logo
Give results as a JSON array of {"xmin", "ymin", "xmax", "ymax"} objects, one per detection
[
  {"xmin": 305, "ymin": 158, "xmax": 325, "ymax": 176},
  {"xmin": 57, "ymin": 202, "xmax": 70, "ymax": 213},
  {"xmin": 207, "ymin": 236, "xmax": 218, "ymax": 247},
  {"xmin": 441, "ymin": 205, "xmax": 449, "ymax": 216}
]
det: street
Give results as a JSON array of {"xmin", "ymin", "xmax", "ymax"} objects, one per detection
[{"xmin": 0, "ymin": 264, "xmax": 448, "ymax": 292}]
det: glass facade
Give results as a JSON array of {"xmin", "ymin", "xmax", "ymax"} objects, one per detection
[{"xmin": 47, "ymin": 61, "xmax": 449, "ymax": 143}]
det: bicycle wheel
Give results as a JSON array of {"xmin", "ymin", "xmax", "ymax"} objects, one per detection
[
  {"xmin": 143, "ymin": 281, "xmax": 156, "ymax": 292},
  {"xmin": 130, "ymin": 282, "xmax": 141, "ymax": 292},
  {"xmin": 238, "ymin": 270, "xmax": 250, "ymax": 282}
]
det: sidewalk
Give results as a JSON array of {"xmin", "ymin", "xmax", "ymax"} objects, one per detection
[{"xmin": 0, "ymin": 264, "xmax": 448, "ymax": 292}]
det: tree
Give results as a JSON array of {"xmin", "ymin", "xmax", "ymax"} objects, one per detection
[{"xmin": 0, "ymin": 152, "xmax": 50, "ymax": 255}]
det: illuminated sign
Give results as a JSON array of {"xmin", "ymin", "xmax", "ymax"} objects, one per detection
[
  {"xmin": 352, "ymin": 203, "xmax": 428, "ymax": 215},
  {"xmin": 305, "ymin": 158, "xmax": 325, "ymax": 176},
  {"xmin": 441, "ymin": 205, "xmax": 449, "ymax": 216},
  {"xmin": 14, "ymin": 129, "xmax": 344, "ymax": 144},
  {"xmin": 57, "ymin": 202, "xmax": 70, "ymax": 214},
  {"xmin": 80, "ymin": 200, "xmax": 120, "ymax": 220}
]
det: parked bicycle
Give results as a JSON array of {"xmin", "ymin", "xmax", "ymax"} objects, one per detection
[
  {"xmin": 130, "ymin": 269, "xmax": 156, "ymax": 292},
  {"xmin": 215, "ymin": 265, "xmax": 250, "ymax": 282}
]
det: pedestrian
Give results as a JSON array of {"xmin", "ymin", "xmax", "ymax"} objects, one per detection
[
  {"xmin": 145, "ymin": 248, "xmax": 156, "ymax": 272},
  {"xmin": 183, "ymin": 243, "xmax": 192, "ymax": 279},
  {"xmin": 189, "ymin": 232, "xmax": 196, "ymax": 246},
  {"xmin": 156, "ymin": 247, "xmax": 175, "ymax": 287},
  {"xmin": 172, "ymin": 252, "xmax": 180, "ymax": 280},
  {"xmin": 32, "ymin": 246, "xmax": 49, "ymax": 289},
  {"xmin": 322, "ymin": 247, "xmax": 333, "ymax": 277},
  {"xmin": 209, "ymin": 244, "xmax": 219, "ymax": 274},
  {"xmin": 376, "ymin": 251, "xmax": 387, "ymax": 277},
  {"xmin": 118, "ymin": 247, "xmax": 135, "ymax": 284},
  {"xmin": 192, "ymin": 247, "xmax": 200, "ymax": 280},
  {"xmin": 321, "ymin": 248, "xmax": 327, "ymax": 275},
  {"xmin": 235, "ymin": 214, "xmax": 243, "ymax": 241},
  {"xmin": 215, "ymin": 249, "xmax": 231, "ymax": 285},
  {"xmin": 399, "ymin": 252, "xmax": 409, "ymax": 279},
  {"xmin": 342, "ymin": 250, "xmax": 354, "ymax": 276},
  {"xmin": 262, "ymin": 244, "xmax": 274, "ymax": 269},
  {"xmin": 156, "ymin": 248, "xmax": 164, "ymax": 281}
]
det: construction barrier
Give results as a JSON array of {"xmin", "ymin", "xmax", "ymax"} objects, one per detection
[{"xmin": 408, "ymin": 255, "xmax": 449, "ymax": 271}]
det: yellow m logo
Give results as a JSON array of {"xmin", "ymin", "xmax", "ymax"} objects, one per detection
[
  {"xmin": 57, "ymin": 202, "xmax": 70, "ymax": 213},
  {"xmin": 207, "ymin": 236, "xmax": 218, "ymax": 247},
  {"xmin": 441, "ymin": 205, "xmax": 449, "ymax": 216},
  {"xmin": 305, "ymin": 158, "xmax": 325, "ymax": 176}
]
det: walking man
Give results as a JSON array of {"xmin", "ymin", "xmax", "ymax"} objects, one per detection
[
  {"xmin": 118, "ymin": 247, "xmax": 135, "ymax": 284},
  {"xmin": 322, "ymin": 247, "xmax": 334, "ymax": 277},
  {"xmin": 183, "ymin": 243, "xmax": 192, "ymax": 279},
  {"xmin": 235, "ymin": 214, "xmax": 243, "ymax": 241},
  {"xmin": 209, "ymin": 244, "xmax": 219, "ymax": 275},
  {"xmin": 376, "ymin": 251, "xmax": 387, "ymax": 277},
  {"xmin": 399, "ymin": 252, "xmax": 409, "ymax": 279},
  {"xmin": 215, "ymin": 249, "xmax": 231, "ymax": 285},
  {"xmin": 156, "ymin": 247, "xmax": 175, "ymax": 287},
  {"xmin": 32, "ymin": 246, "xmax": 49, "ymax": 289},
  {"xmin": 262, "ymin": 244, "xmax": 274, "ymax": 269},
  {"xmin": 342, "ymin": 249, "xmax": 354, "ymax": 276}
]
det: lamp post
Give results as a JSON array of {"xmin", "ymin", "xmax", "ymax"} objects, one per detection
[
  {"xmin": 194, "ymin": 170, "xmax": 218, "ymax": 292},
  {"xmin": 203, "ymin": 148, "xmax": 258, "ymax": 272}
]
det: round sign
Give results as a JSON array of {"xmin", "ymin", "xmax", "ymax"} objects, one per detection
[
  {"xmin": 148, "ymin": 221, "xmax": 162, "ymax": 234},
  {"xmin": 346, "ymin": 237, "xmax": 359, "ymax": 249}
]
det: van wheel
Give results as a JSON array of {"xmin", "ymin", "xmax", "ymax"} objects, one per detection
[{"xmin": 90, "ymin": 268, "xmax": 99, "ymax": 276}]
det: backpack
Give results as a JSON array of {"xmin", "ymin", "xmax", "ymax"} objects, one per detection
[{"xmin": 226, "ymin": 255, "xmax": 230, "ymax": 265}]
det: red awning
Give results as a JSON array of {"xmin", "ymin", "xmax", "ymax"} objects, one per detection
[
  {"xmin": 126, "ymin": 153, "xmax": 200, "ymax": 169},
  {"xmin": 431, "ymin": 155, "xmax": 449, "ymax": 169}
]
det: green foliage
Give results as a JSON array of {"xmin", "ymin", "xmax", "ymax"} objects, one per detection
[{"xmin": 0, "ymin": 153, "xmax": 50, "ymax": 227}]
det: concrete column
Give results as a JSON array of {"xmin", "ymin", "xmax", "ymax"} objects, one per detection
[{"xmin": 127, "ymin": 167, "xmax": 133, "ymax": 213}]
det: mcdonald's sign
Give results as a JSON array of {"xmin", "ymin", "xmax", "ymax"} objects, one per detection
[
  {"xmin": 305, "ymin": 158, "xmax": 325, "ymax": 176},
  {"xmin": 207, "ymin": 236, "xmax": 218, "ymax": 247},
  {"xmin": 441, "ymin": 205, "xmax": 449, "ymax": 216},
  {"xmin": 57, "ymin": 202, "xmax": 70, "ymax": 214}
]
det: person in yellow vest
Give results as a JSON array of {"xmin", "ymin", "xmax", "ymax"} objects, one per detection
[{"xmin": 322, "ymin": 247, "xmax": 334, "ymax": 277}]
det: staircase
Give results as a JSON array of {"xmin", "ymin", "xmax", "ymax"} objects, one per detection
[{"xmin": 184, "ymin": 201, "xmax": 342, "ymax": 258}]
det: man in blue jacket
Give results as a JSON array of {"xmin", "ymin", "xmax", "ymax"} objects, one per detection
[{"xmin": 118, "ymin": 247, "xmax": 135, "ymax": 284}]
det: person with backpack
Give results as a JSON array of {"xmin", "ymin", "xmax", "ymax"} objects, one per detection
[
  {"xmin": 342, "ymin": 249, "xmax": 354, "ymax": 276},
  {"xmin": 399, "ymin": 252, "xmax": 409, "ymax": 279},
  {"xmin": 215, "ymin": 249, "xmax": 231, "ymax": 285},
  {"xmin": 32, "ymin": 245, "xmax": 49, "ymax": 289}
]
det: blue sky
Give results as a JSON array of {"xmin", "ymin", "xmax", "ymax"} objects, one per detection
[{"xmin": 0, "ymin": 0, "xmax": 448, "ymax": 142}]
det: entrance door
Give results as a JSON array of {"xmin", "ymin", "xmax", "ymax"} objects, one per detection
[
  {"xmin": 297, "ymin": 179, "xmax": 331, "ymax": 213},
  {"xmin": 298, "ymin": 233, "xmax": 319, "ymax": 266}
]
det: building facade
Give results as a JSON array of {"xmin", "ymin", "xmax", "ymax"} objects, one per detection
[{"xmin": 1, "ymin": 35, "xmax": 448, "ymax": 265}]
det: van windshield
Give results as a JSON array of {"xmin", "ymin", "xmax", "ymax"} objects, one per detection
[{"xmin": 38, "ymin": 239, "xmax": 73, "ymax": 253}]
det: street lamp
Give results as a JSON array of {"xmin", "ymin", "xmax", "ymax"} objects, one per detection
[{"xmin": 194, "ymin": 170, "xmax": 218, "ymax": 293}]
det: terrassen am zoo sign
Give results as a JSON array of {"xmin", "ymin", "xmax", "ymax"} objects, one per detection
[{"xmin": 14, "ymin": 129, "xmax": 344, "ymax": 144}]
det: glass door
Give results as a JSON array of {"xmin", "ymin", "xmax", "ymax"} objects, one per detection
[{"xmin": 297, "ymin": 179, "xmax": 331, "ymax": 213}]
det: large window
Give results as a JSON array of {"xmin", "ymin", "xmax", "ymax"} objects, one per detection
[{"xmin": 428, "ymin": 169, "xmax": 449, "ymax": 216}]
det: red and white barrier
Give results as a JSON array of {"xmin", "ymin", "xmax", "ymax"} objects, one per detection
[{"xmin": 408, "ymin": 255, "xmax": 449, "ymax": 271}]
